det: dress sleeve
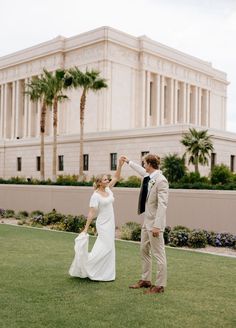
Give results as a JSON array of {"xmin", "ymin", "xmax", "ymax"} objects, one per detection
[{"xmin": 89, "ymin": 193, "xmax": 99, "ymax": 209}]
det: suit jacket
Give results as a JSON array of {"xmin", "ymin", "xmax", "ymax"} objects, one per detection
[{"xmin": 129, "ymin": 161, "xmax": 169, "ymax": 232}]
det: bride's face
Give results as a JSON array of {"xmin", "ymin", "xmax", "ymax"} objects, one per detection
[{"xmin": 100, "ymin": 175, "xmax": 109, "ymax": 188}]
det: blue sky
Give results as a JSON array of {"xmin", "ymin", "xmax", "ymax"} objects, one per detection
[{"xmin": 1, "ymin": 0, "xmax": 236, "ymax": 132}]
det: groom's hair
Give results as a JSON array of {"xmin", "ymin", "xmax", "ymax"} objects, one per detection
[{"xmin": 143, "ymin": 154, "xmax": 160, "ymax": 169}]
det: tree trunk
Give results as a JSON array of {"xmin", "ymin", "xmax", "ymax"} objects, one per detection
[
  {"xmin": 79, "ymin": 89, "xmax": 86, "ymax": 181},
  {"xmin": 194, "ymin": 162, "xmax": 199, "ymax": 174},
  {"xmin": 40, "ymin": 102, "xmax": 46, "ymax": 181},
  {"xmin": 52, "ymin": 98, "xmax": 58, "ymax": 182}
]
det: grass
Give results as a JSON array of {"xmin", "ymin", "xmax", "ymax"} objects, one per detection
[{"xmin": 0, "ymin": 224, "xmax": 235, "ymax": 328}]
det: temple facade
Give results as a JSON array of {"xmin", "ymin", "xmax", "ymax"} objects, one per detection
[{"xmin": 0, "ymin": 26, "xmax": 235, "ymax": 179}]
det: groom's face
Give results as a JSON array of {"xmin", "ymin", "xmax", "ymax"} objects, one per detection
[{"xmin": 143, "ymin": 160, "xmax": 152, "ymax": 173}]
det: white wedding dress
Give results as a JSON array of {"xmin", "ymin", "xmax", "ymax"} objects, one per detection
[{"xmin": 69, "ymin": 187, "xmax": 115, "ymax": 281}]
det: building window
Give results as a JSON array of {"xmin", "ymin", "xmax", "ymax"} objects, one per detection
[
  {"xmin": 230, "ymin": 155, "xmax": 235, "ymax": 172},
  {"xmin": 141, "ymin": 151, "xmax": 150, "ymax": 167},
  {"xmin": 17, "ymin": 157, "xmax": 22, "ymax": 172},
  {"xmin": 83, "ymin": 154, "xmax": 89, "ymax": 171},
  {"xmin": 110, "ymin": 153, "xmax": 117, "ymax": 171},
  {"xmin": 36, "ymin": 156, "xmax": 41, "ymax": 171},
  {"xmin": 211, "ymin": 153, "xmax": 216, "ymax": 170},
  {"xmin": 58, "ymin": 155, "xmax": 64, "ymax": 171}
]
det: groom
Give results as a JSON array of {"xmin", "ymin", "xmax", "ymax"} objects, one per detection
[{"xmin": 122, "ymin": 154, "xmax": 169, "ymax": 294}]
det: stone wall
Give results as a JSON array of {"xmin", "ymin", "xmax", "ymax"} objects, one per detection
[{"xmin": 0, "ymin": 184, "xmax": 235, "ymax": 234}]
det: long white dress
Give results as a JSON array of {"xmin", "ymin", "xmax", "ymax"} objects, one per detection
[{"xmin": 69, "ymin": 187, "xmax": 115, "ymax": 281}]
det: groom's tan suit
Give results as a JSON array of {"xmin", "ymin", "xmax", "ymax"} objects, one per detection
[{"xmin": 129, "ymin": 161, "xmax": 169, "ymax": 287}]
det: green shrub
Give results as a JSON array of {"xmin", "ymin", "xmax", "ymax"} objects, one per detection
[
  {"xmin": 15, "ymin": 210, "xmax": 29, "ymax": 220},
  {"xmin": 120, "ymin": 222, "xmax": 141, "ymax": 241},
  {"xmin": 180, "ymin": 172, "xmax": 210, "ymax": 184},
  {"xmin": 0, "ymin": 208, "xmax": 5, "ymax": 217},
  {"xmin": 56, "ymin": 174, "xmax": 79, "ymax": 185},
  {"xmin": 2, "ymin": 209, "xmax": 15, "ymax": 218},
  {"xmin": 210, "ymin": 164, "xmax": 233, "ymax": 185},
  {"xmin": 43, "ymin": 209, "xmax": 65, "ymax": 225},
  {"xmin": 8, "ymin": 176, "xmax": 27, "ymax": 184},
  {"xmin": 57, "ymin": 215, "xmax": 95, "ymax": 233},
  {"xmin": 188, "ymin": 230, "xmax": 207, "ymax": 248},
  {"xmin": 117, "ymin": 176, "xmax": 141, "ymax": 188},
  {"xmin": 203, "ymin": 230, "xmax": 217, "ymax": 246},
  {"xmin": 161, "ymin": 153, "xmax": 187, "ymax": 183},
  {"xmin": 172, "ymin": 225, "xmax": 191, "ymax": 232},
  {"xmin": 169, "ymin": 230, "xmax": 189, "ymax": 247},
  {"xmin": 30, "ymin": 210, "xmax": 44, "ymax": 217}
]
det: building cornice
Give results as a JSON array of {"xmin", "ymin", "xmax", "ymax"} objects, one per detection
[
  {"xmin": 0, "ymin": 26, "xmax": 227, "ymax": 84},
  {"xmin": 1, "ymin": 124, "xmax": 236, "ymax": 149}
]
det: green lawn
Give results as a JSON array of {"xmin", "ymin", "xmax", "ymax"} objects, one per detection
[{"xmin": 0, "ymin": 225, "xmax": 235, "ymax": 328}]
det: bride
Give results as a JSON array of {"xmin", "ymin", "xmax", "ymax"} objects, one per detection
[{"xmin": 69, "ymin": 157, "xmax": 124, "ymax": 281}]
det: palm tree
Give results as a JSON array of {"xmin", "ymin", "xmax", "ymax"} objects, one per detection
[
  {"xmin": 65, "ymin": 67, "xmax": 108, "ymax": 179},
  {"xmin": 180, "ymin": 128, "xmax": 214, "ymax": 174},
  {"xmin": 41, "ymin": 69, "xmax": 68, "ymax": 182},
  {"xmin": 25, "ymin": 77, "xmax": 49, "ymax": 180}
]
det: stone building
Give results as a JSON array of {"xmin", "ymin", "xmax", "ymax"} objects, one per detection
[{"xmin": 0, "ymin": 26, "xmax": 235, "ymax": 179}]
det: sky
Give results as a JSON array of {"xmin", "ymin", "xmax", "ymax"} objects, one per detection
[{"xmin": 0, "ymin": 0, "xmax": 236, "ymax": 132}]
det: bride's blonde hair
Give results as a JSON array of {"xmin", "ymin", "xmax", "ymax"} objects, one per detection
[{"xmin": 93, "ymin": 174, "xmax": 106, "ymax": 189}]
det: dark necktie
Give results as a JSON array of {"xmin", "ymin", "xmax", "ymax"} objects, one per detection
[{"xmin": 138, "ymin": 176, "xmax": 150, "ymax": 214}]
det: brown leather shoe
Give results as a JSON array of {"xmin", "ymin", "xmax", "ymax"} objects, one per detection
[
  {"xmin": 129, "ymin": 280, "xmax": 152, "ymax": 289},
  {"xmin": 144, "ymin": 285, "xmax": 165, "ymax": 294}
]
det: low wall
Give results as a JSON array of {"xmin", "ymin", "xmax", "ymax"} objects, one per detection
[{"xmin": 0, "ymin": 185, "xmax": 235, "ymax": 233}]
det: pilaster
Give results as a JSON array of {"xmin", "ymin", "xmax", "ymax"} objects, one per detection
[
  {"xmin": 160, "ymin": 75, "xmax": 165, "ymax": 125},
  {"xmin": 145, "ymin": 70, "xmax": 151, "ymax": 127},
  {"xmin": 198, "ymin": 87, "xmax": 202, "ymax": 126},
  {"xmin": 155, "ymin": 74, "xmax": 161, "ymax": 126},
  {"xmin": 11, "ymin": 81, "xmax": 16, "ymax": 139},
  {"xmin": 0, "ymin": 85, "xmax": 4, "ymax": 138}
]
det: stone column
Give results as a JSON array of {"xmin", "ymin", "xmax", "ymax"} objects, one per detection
[
  {"xmin": 36, "ymin": 100, "xmax": 41, "ymax": 137},
  {"xmin": 11, "ymin": 81, "xmax": 16, "ymax": 139},
  {"xmin": 160, "ymin": 75, "xmax": 165, "ymax": 125},
  {"xmin": 136, "ymin": 69, "xmax": 146, "ymax": 128},
  {"xmin": 131, "ymin": 68, "xmax": 136, "ymax": 129},
  {"xmin": 186, "ymin": 84, "xmax": 190, "ymax": 124},
  {"xmin": 155, "ymin": 74, "xmax": 161, "ymax": 126},
  {"xmin": 28, "ymin": 94, "xmax": 32, "ymax": 137},
  {"xmin": 206, "ymin": 90, "xmax": 210, "ymax": 127},
  {"xmin": 16, "ymin": 80, "xmax": 24, "ymax": 139},
  {"xmin": 28, "ymin": 97, "xmax": 37, "ymax": 138},
  {"xmin": 173, "ymin": 80, "xmax": 178, "ymax": 124},
  {"xmin": 198, "ymin": 87, "xmax": 202, "ymax": 126},
  {"xmin": 23, "ymin": 79, "xmax": 29, "ymax": 138},
  {"xmin": 194, "ymin": 86, "xmax": 198, "ymax": 125},
  {"xmin": 180, "ymin": 82, "xmax": 186, "ymax": 123},
  {"xmin": 169, "ymin": 78, "xmax": 174, "ymax": 124},
  {"xmin": 145, "ymin": 71, "xmax": 151, "ymax": 127},
  {"xmin": 3, "ymin": 83, "xmax": 12, "ymax": 139},
  {"xmin": 0, "ymin": 84, "xmax": 4, "ymax": 138}
]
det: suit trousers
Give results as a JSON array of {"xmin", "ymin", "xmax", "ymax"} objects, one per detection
[{"xmin": 140, "ymin": 225, "xmax": 167, "ymax": 287}]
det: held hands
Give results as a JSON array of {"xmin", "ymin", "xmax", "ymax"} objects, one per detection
[{"xmin": 120, "ymin": 155, "xmax": 129, "ymax": 164}]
